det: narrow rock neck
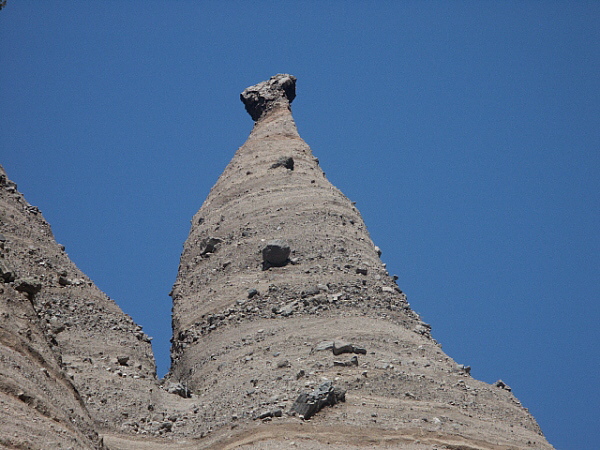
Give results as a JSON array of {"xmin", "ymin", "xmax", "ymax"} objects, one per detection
[{"xmin": 248, "ymin": 107, "xmax": 300, "ymax": 140}]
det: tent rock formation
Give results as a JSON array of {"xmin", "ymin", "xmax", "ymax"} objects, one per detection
[{"xmin": 0, "ymin": 75, "xmax": 552, "ymax": 449}]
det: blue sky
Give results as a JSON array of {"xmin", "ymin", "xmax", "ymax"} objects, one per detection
[{"xmin": 2, "ymin": 2, "xmax": 598, "ymax": 448}]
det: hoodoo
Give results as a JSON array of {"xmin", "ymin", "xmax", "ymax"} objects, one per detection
[
  {"xmin": 167, "ymin": 74, "xmax": 552, "ymax": 448},
  {"xmin": 0, "ymin": 75, "xmax": 552, "ymax": 448}
]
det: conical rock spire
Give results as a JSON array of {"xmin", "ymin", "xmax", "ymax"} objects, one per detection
[
  {"xmin": 0, "ymin": 75, "xmax": 551, "ymax": 448},
  {"xmin": 167, "ymin": 75, "xmax": 551, "ymax": 448}
]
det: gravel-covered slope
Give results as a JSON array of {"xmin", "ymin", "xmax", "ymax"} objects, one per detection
[{"xmin": 0, "ymin": 164, "xmax": 169, "ymax": 445}]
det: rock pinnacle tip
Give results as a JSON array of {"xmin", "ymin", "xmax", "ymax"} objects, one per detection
[{"xmin": 240, "ymin": 74, "xmax": 297, "ymax": 121}]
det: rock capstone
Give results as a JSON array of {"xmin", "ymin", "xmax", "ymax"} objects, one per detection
[{"xmin": 240, "ymin": 74, "xmax": 297, "ymax": 121}]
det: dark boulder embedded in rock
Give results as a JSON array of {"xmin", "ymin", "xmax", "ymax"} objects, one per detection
[
  {"xmin": 262, "ymin": 239, "xmax": 290, "ymax": 268},
  {"xmin": 334, "ymin": 355, "xmax": 359, "ymax": 367},
  {"xmin": 14, "ymin": 278, "xmax": 42, "ymax": 298},
  {"xmin": 165, "ymin": 382, "xmax": 191, "ymax": 398},
  {"xmin": 271, "ymin": 156, "xmax": 294, "ymax": 170},
  {"xmin": 291, "ymin": 381, "xmax": 346, "ymax": 420},
  {"xmin": 255, "ymin": 408, "xmax": 283, "ymax": 420},
  {"xmin": 200, "ymin": 237, "xmax": 222, "ymax": 255},
  {"xmin": 495, "ymin": 380, "xmax": 512, "ymax": 391},
  {"xmin": 332, "ymin": 340, "xmax": 367, "ymax": 356},
  {"xmin": 0, "ymin": 261, "xmax": 15, "ymax": 283}
]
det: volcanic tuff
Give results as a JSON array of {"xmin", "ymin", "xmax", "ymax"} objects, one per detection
[{"xmin": 0, "ymin": 75, "xmax": 552, "ymax": 449}]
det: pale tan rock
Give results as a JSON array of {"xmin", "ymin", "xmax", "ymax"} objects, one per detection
[
  {"xmin": 0, "ymin": 74, "xmax": 553, "ymax": 448},
  {"xmin": 168, "ymin": 75, "xmax": 553, "ymax": 448}
]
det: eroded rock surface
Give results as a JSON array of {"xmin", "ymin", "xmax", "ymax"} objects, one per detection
[
  {"xmin": 0, "ymin": 165, "xmax": 181, "ymax": 445},
  {"xmin": 0, "ymin": 75, "xmax": 553, "ymax": 449},
  {"xmin": 166, "ymin": 75, "xmax": 553, "ymax": 448},
  {"xmin": 240, "ymin": 73, "xmax": 297, "ymax": 121}
]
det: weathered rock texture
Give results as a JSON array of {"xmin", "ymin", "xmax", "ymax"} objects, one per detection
[
  {"xmin": 0, "ymin": 166, "xmax": 189, "ymax": 447},
  {"xmin": 167, "ymin": 74, "xmax": 552, "ymax": 448},
  {"xmin": 240, "ymin": 73, "xmax": 297, "ymax": 121},
  {"xmin": 0, "ymin": 75, "xmax": 552, "ymax": 449},
  {"xmin": 1, "ymin": 166, "xmax": 103, "ymax": 448}
]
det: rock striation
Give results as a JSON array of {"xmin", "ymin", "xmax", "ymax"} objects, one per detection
[
  {"xmin": 0, "ymin": 75, "xmax": 553, "ymax": 449},
  {"xmin": 0, "ymin": 166, "xmax": 190, "ymax": 446},
  {"xmin": 167, "ymin": 74, "xmax": 553, "ymax": 448}
]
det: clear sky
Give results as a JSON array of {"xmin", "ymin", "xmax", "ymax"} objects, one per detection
[{"xmin": 2, "ymin": 2, "xmax": 598, "ymax": 449}]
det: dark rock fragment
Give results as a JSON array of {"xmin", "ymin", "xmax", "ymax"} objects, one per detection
[
  {"xmin": 457, "ymin": 364, "xmax": 471, "ymax": 375},
  {"xmin": 314, "ymin": 340, "xmax": 334, "ymax": 352},
  {"xmin": 333, "ymin": 340, "xmax": 367, "ymax": 356},
  {"xmin": 301, "ymin": 286, "xmax": 320, "ymax": 298},
  {"xmin": 276, "ymin": 359, "xmax": 291, "ymax": 369},
  {"xmin": 0, "ymin": 261, "xmax": 15, "ymax": 283},
  {"xmin": 291, "ymin": 381, "xmax": 346, "ymax": 420},
  {"xmin": 271, "ymin": 156, "xmax": 294, "ymax": 170},
  {"xmin": 58, "ymin": 276, "xmax": 72, "ymax": 286},
  {"xmin": 494, "ymin": 380, "xmax": 512, "ymax": 392},
  {"xmin": 262, "ymin": 240, "xmax": 290, "ymax": 268},
  {"xmin": 159, "ymin": 421, "xmax": 173, "ymax": 432},
  {"xmin": 14, "ymin": 278, "xmax": 42, "ymax": 297},
  {"xmin": 334, "ymin": 355, "xmax": 358, "ymax": 367},
  {"xmin": 200, "ymin": 237, "xmax": 222, "ymax": 255},
  {"xmin": 255, "ymin": 408, "xmax": 283, "ymax": 420},
  {"xmin": 165, "ymin": 382, "xmax": 192, "ymax": 398},
  {"xmin": 354, "ymin": 345, "xmax": 367, "ymax": 355},
  {"xmin": 277, "ymin": 302, "xmax": 296, "ymax": 316}
]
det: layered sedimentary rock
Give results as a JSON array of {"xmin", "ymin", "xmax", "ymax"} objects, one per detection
[
  {"xmin": 0, "ymin": 74, "xmax": 552, "ymax": 449},
  {"xmin": 0, "ymin": 277, "xmax": 102, "ymax": 448},
  {"xmin": 168, "ymin": 75, "xmax": 552, "ymax": 448},
  {"xmin": 0, "ymin": 165, "xmax": 171, "ymax": 446}
]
